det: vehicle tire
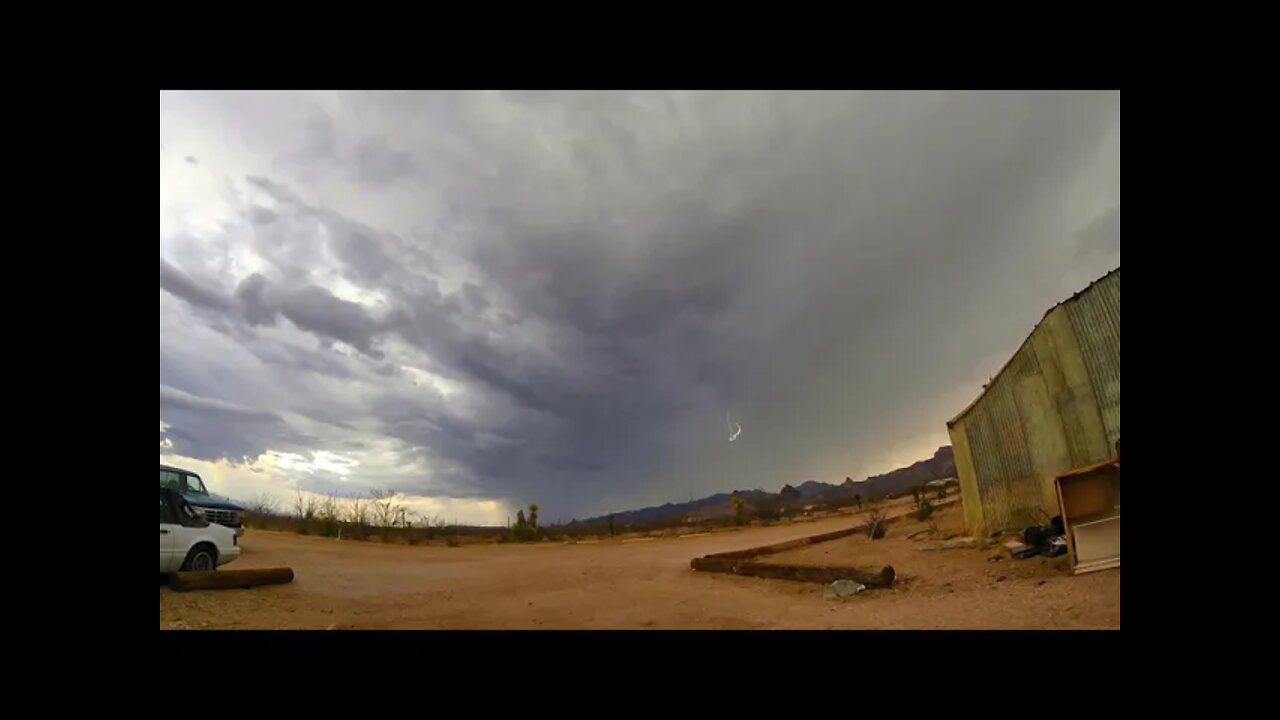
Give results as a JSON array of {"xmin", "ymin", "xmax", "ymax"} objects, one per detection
[{"xmin": 181, "ymin": 544, "xmax": 217, "ymax": 572}]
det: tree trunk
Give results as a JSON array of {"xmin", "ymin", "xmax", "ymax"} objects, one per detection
[
  {"xmin": 691, "ymin": 558, "xmax": 894, "ymax": 588},
  {"xmin": 169, "ymin": 567, "xmax": 294, "ymax": 592}
]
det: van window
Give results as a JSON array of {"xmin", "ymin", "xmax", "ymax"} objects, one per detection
[
  {"xmin": 160, "ymin": 492, "xmax": 177, "ymax": 524},
  {"xmin": 160, "ymin": 470, "xmax": 182, "ymax": 490}
]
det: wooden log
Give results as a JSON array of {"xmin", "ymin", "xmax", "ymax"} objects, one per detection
[
  {"xmin": 692, "ymin": 555, "xmax": 895, "ymax": 589},
  {"xmin": 703, "ymin": 525, "xmax": 864, "ymax": 561},
  {"xmin": 691, "ymin": 556, "xmax": 740, "ymax": 572},
  {"xmin": 169, "ymin": 567, "xmax": 294, "ymax": 592},
  {"xmin": 733, "ymin": 562, "xmax": 896, "ymax": 588}
]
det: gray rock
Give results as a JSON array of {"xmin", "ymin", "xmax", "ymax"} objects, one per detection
[{"xmin": 823, "ymin": 579, "xmax": 867, "ymax": 599}]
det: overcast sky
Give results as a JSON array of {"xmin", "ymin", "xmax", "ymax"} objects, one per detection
[{"xmin": 159, "ymin": 90, "xmax": 1120, "ymax": 524}]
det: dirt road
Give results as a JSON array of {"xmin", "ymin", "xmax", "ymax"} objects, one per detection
[{"xmin": 159, "ymin": 502, "xmax": 1119, "ymax": 630}]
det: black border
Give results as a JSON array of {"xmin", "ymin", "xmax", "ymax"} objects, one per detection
[{"xmin": 154, "ymin": 86, "xmax": 1125, "ymax": 658}]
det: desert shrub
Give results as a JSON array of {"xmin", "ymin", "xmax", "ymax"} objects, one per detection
[
  {"xmin": 731, "ymin": 494, "xmax": 749, "ymax": 526},
  {"xmin": 346, "ymin": 498, "xmax": 369, "ymax": 540},
  {"xmin": 912, "ymin": 487, "xmax": 936, "ymax": 521},
  {"xmin": 864, "ymin": 507, "xmax": 888, "ymax": 540},
  {"xmin": 754, "ymin": 500, "xmax": 782, "ymax": 523}
]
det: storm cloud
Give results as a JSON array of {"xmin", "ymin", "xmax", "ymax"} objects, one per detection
[{"xmin": 160, "ymin": 91, "xmax": 1120, "ymax": 521}]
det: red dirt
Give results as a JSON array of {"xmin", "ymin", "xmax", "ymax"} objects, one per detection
[{"xmin": 159, "ymin": 499, "xmax": 1119, "ymax": 629}]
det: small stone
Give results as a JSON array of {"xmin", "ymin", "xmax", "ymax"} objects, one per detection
[
  {"xmin": 169, "ymin": 621, "xmax": 190, "ymax": 631},
  {"xmin": 987, "ymin": 555, "xmax": 1003, "ymax": 563},
  {"xmin": 1038, "ymin": 580, "xmax": 1047, "ymax": 586},
  {"xmin": 996, "ymin": 576, "xmax": 1007, "ymax": 582},
  {"xmin": 824, "ymin": 579, "xmax": 867, "ymax": 599}
]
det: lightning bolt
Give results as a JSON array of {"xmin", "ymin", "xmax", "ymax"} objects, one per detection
[{"xmin": 727, "ymin": 411, "xmax": 742, "ymax": 442}]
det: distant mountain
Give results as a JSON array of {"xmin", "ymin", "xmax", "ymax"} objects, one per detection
[
  {"xmin": 564, "ymin": 446, "xmax": 957, "ymax": 529},
  {"xmin": 859, "ymin": 446, "xmax": 956, "ymax": 498}
]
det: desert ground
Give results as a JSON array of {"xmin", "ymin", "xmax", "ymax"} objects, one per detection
[{"xmin": 159, "ymin": 497, "xmax": 1119, "ymax": 630}]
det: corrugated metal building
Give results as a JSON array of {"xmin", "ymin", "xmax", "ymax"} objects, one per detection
[{"xmin": 947, "ymin": 268, "xmax": 1119, "ymax": 536}]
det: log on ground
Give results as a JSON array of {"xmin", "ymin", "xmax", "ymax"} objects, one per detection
[
  {"xmin": 732, "ymin": 562, "xmax": 895, "ymax": 588},
  {"xmin": 703, "ymin": 525, "xmax": 865, "ymax": 561},
  {"xmin": 169, "ymin": 567, "xmax": 295, "ymax": 592}
]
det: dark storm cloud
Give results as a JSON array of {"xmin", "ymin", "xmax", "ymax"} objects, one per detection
[
  {"xmin": 159, "ymin": 384, "xmax": 294, "ymax": 461},
  {"xmin": 160, "ymin": 91, "xmax": 1120, "ymax": 518},
  {"xmin": 161, "ymin": 256, "xmax": 389, "ymax": 358},
  {"xmin": 160, "ymin": 384, "xmax": 282, "ymax": 420},
  {"xmin": 159, "ymin": 257, "xmax": 237, "ymax": 312},
  {"xmin": 270, "ymin": 282, "xmax": 386, "ymax": 357},
  {"xmin": 1075, "ymin": 205, "xmax": 1121, "ymax": 261},
  {"xmin": 248, "ymin": 205, "xmax": 278, "ymax": 225},
  {"xmin": 352, "ymin": 136, "xmax": 414, "ymax": 185}
]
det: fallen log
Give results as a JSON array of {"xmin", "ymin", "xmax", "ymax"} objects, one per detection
[
  {"xmin": 691, "ymin": 556, "xmax": 740, "ymax": 572},
  {"xmin": 733, "ymin": 562, "xmax": 895, "ymax": 588},
  {"xmin": 703, "ymin": 525, "xmax": 865, "ymax": 561},
  {"xmin": 692, "ymin": 555, "xmax": 894, "ymax": 588},
  {"xmin": 169, "ymin": 567, "xmax": 294, "ymax": 592}
]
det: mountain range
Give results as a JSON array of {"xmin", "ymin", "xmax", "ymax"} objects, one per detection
[{"xmin": 565, "ymin": 446, "xmax": 957, "ymax": 528}]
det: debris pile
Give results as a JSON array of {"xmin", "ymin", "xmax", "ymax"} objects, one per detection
[{"xmin": 1001, "ymin": 517, "xmax": 1067, "ymax": 560}]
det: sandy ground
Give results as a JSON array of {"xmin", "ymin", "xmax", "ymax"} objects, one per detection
[{"xmin": 159, "ymin": 499, "xmax": 1119, "ymax": 630}]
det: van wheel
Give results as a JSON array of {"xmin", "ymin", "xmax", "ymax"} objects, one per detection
[{"xmin": 181, "ymin": 544, "xmax": 217, "ymax": 572}]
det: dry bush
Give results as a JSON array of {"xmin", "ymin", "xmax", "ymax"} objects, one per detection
[
  {"xmin": 346, "ymin": 497, "xmax": 369, "ymax": 539},
  {"xmin": 317, "ymin": 494, "xmax": 343, "ymax": 537},
  {"xmin": 247, "ymin": 493, "xmax": 281, "ymax": 517},
  {"xmin": 293, "ymin": 490, "xmax": 318, "ymax": 521},
  {"xmin": 911, "ymin": 487, "xmax": 936, "ymax": 521},
  {"xmin": 244, "ymin": 493, "xmax": 282, "ymax": 529},
  {"xmin": 369, "ymin": 488, "xmax": 407, "ymax": 535},
  {"xmin": 864, "ymin": 506, "xmax": 887, "ymax": 540},
  {"xmin": 293, "ymin": 490, "xmax": 320, "ymax": 534}
]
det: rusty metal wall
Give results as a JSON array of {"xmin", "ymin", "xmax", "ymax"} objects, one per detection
[
  {"xmin": 1065, "ymin": 270, "xmax": 1121, "ymax": 451},
  {"xmin": 958, "ymin": 344, "xmax": 1047, "ymax": 533},
  {"xmin": 950, "ymin": 268, "xmax": 1120, "ymax": 535}
]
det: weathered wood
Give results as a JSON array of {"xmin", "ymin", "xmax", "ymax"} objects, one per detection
[
  {"xmin": 733, "ymin": 562, "xmax": 895, "ymax": 588},
  {"xmin": 703, "ymin": 525, "xmax": 864, "ymax": 561},
  {"xmin": 696, "ymin": 558, "xmax": 896, "ymax": 586},
  {"xmin": 690, "ymin": 524, "xmax": 896, "ymax": 588},
  {"xmin": 692, "ymin": 555, "xmax": 894, "ymax": 589},
  {"xmin": 690, "ymin": 557, "xmax": 739, "ymax": 572},
  {"xmin": 169, "ymin": 567, "xmax": 294, "ymax": 592}
]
